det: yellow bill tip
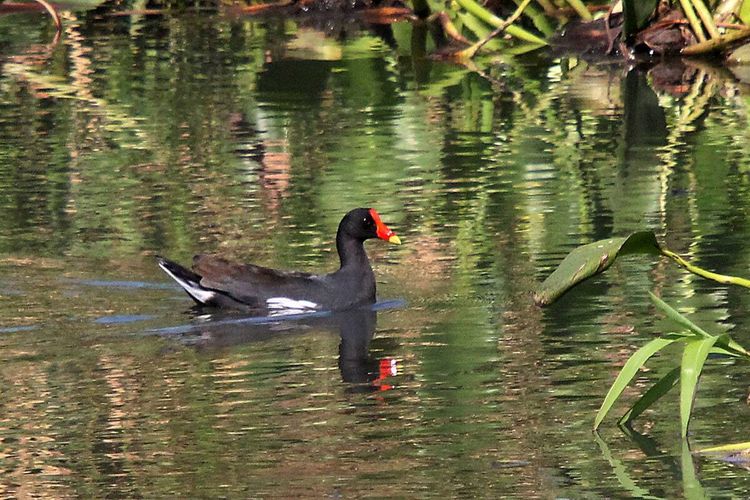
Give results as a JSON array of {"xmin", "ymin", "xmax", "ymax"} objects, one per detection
[{"xmin": 388, "ymin": 235, "xmax": 401, "ymax": 245}]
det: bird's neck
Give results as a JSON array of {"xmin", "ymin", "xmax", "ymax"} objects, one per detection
[{"xmin": 336, "ymin": 233, "xmax": 370, "ymax": 270}]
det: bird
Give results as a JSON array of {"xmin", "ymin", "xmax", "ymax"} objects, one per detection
[{"xmin": 157, "ymin": 208, "xmax": 401, "ymax": 314}]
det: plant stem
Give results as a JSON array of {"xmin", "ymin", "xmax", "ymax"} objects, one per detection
[
  {"xmin": 681, "ymin": 27, "xmax": 750, "ymax": 54},
  {"xmin": 564, "ymin": 0, "xmax": 592, "ymax": 21},
  {"xmin": 534, "ymin": 0, "xmax": 557, "ymax": 15},
  {"xmin": 460, "ymin": 0, "xmax": 536, "ymax": 58},
  {"xmin": 691, "ymin": 0, "xmax": 721, "ymax": 39},
  {"xmin": 454, "ymin": 0, "xmax": 548, "ymax": 45},
  {"xmin": 33, "ymin": 0, "xmax": 62, "ymax": 32},
  {"xmin": 661, "ymin": 249, "xmax": 750, "ymax": 288},
  {"xmin": 678, "ymin": 0, "xmax": 708, "ymax": 42}
]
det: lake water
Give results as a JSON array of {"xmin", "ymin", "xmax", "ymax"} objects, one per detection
[{"xmin": 2, "ymin": 10, "xmax": 750, "ymax": 498}]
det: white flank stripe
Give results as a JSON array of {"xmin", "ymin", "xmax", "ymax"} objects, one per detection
[
  {"xmin": 266, "ymin": 297, "xmax": 319, "ymax": 316},
  {"xmin": 159, "ymin": 262, "xmax": 216, "ymax": 304}
]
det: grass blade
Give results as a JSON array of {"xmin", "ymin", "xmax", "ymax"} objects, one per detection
[
  {"xmin": 681, "ymin": 438, "xmax": 708, "ymax": 499},
  {"xmin": 594, "ymin": 434, "xmax": 661, "ymax": 499},
  {"xmin": 648, "ymin": 292, "xmax": 710, "ymax": 337},
  {"xmin": 594, "ymin": 337, "xmax": 677, "ymax": 430},
  {"xmin": 619, "ymin": 366, "xmax": 680, "ymax": 425},
  {"xmin": 680, "ymin": 336, "xmax": 720, "ymax": 437},
  {"xmin": 651, "ymin": 293, "xmax": 750, "ymax": 357}
]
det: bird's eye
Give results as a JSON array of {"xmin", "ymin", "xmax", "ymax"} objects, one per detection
[{"xmin": 363, "ymin": 217, "xmax": 373, "ymax": 227}]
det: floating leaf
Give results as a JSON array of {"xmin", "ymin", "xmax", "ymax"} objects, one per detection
[
  {"xmin": 680, "ymin": 335, "xmax": 721, "ymax": 437},
  {"xmin": 594, "ymin": 336, "xmax": 679, "ymax": 430},
  {"xmin": 619, "ymin": 366, "xmax": 680, "ymax": 425},
  {"xmin": 534, "ymin": 232, "xmax": 660, "ymax": 306}
]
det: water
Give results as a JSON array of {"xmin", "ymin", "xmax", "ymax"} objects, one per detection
[{"xmin": 1, "ymin": 11, "xmax": 750, "ymax": 497}]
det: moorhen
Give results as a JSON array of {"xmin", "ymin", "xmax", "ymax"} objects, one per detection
[{"xmin": 157, "ymin": 208, "xmax": 401, "ymax": 314}]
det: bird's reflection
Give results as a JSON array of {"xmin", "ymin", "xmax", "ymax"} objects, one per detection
[{"xmin": 169, "ymin": 307, "xmax": 397, "ymax": 393}]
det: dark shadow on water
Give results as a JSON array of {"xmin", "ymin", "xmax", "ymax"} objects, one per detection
[{"xmin": 149, "ymin": 300, "xmax": 405, "ymax": 393}]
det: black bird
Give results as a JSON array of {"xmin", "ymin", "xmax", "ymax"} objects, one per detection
[{"xmin": 157, "ymin": 208, "xmax": 401, "ymax": 314}]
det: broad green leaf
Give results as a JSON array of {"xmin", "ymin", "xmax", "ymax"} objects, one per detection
[
  {"xmin": 535, "ymin": 232, "xmax": 660, "ymax": 306},
  {"xmin": 619, "ymin": 366, "xmax": 680, "ymax": 425},
  {"xmin": 680, "ymin": 336, "xmax": 720, "ymax": 437},
  {"xmin": 594, "ymin": 336, "xmax": 677, "ymax": 430},
  {"xmin": 535, "ymin": 232, "xmax": 750, "ymax": 307},
  {"xmin": 622, "ymin": 0, "xmax": 659, "ymax": 37}
]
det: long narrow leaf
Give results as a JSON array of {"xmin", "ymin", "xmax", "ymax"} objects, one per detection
[
  {"xmin": 594, "ymin": 434, "xmax": 661, "ymax": 499},
  {"xmin": 594, "ymin": 337, "xmax": 677, "ymax": 430},
  {"xmin": 680, "ymin": 336, "xmax": 720, "ymax": 437},
  {"xmin": 619, "ymin": 366, "xmax": 680, "ymax": 425},
  {"xmin": 649, "ymin": 292, "xmax": 710, "ymax": 337},
  {"xmin": 651, "ymin": 293, "xmax": 750, "ymax": 356},
  {"xmin": 681, "ymin": 439, "xmax": 708, "ymax": 500}
]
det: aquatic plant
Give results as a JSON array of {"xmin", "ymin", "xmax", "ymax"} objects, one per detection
[
  {"xmin": 420, "ymin": 0, "xmax": 750, "ymax": 57},
  {"xmin": 595, "ymin": 292, "xmax": 750, "ymax": 437},
  {"xmin": 535, "ymin": 233, "xmax": 750, "ymax": 437}
]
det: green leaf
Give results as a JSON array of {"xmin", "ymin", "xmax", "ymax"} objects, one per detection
[
  {"xmin": 661, "ymin": 248, "xmax": 750, "ymax": 288},
  {"xmin": 740, "ymin": 0, "xmax": 750, "ymax": 25},
  {"xmin": 594, "ymin": 337, "xmax": 677, "ymax": 430},
  {"xmin": 534, "ymin": 231, "xmax": 660, "ymax": 306},
  {"xmin": 564, "ymin": 0, "xmax": 593, "ymax": 21},
  {"xmin": 680, "ymin": 336, "xmax": 720, "ymax": 438},
  {"xmin": 454, "ymin": 0, "xmax": 548, "ymax": 45},
  {"xmin": 696, "ymin": 440, "xmax": 750, "ymax": 455},
  {"xmin": 622, "ymin": 0, "xmax": 659, "ymax": 38},
  {"xmin": 648, "ymin": 292, "xmax": 710, "ymax": 337},
  {"xmin": 535, "ymin": 232, "xmax": 750, "ymax": 307},
  {"xmin": 650, "ymin": 293, "xmax": 750, "ymax": 357},
  {"xmin": 619, "ymin": 366, "xmax": 680, "ymax": 425},
  {"xmin": 681, "ymin": 439, "xmax": 707, "ymax": 500}
]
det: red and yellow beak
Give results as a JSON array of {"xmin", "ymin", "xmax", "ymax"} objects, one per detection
[{"xmin": 369, "ymin": 208, "xmax": 401, "ymax": 245}]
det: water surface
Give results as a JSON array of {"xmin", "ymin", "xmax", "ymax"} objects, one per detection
[{"xmin": 2, "ymin": 11, "xmax": 750, "ymax": 498}]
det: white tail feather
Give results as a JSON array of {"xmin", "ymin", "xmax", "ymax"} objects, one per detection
[{"xmin": 158, "ymin": 261, "xmax": 216, "ymax": 304}]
